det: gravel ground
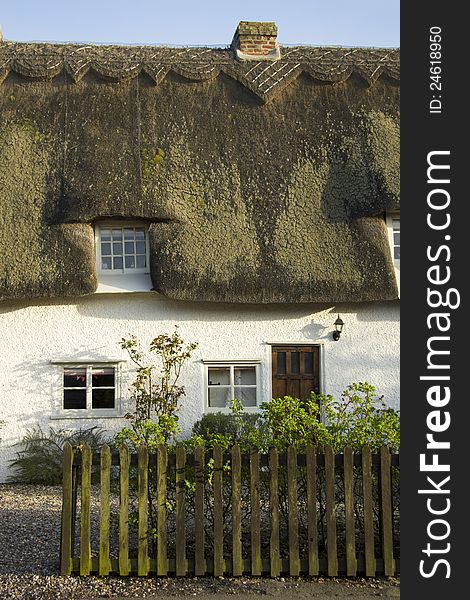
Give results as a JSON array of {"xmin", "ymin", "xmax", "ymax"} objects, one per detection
[{"xmin": 0, "ymin": 484, "xmax": 400, "ymax": 600}]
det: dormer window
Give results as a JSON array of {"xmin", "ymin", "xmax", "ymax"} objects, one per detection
[
  {"xmin": 386, "ymin": 213, "xmax": 400, "ymax": 293},
  {"xmin": 389, "ymin": 217, "xmax": 400, "ymax": 266},
  {"xmin": 95, "ymin": 221, "xmax": 152, "ymax": 293},
  {"xmin": 98, "ymin": 224, "xmax": 149, "ymax": 274}
]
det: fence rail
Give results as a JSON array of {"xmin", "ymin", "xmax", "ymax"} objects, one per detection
[{"xmin": 60, "ymin": 443, "xmax": 399, "ymax": 577}]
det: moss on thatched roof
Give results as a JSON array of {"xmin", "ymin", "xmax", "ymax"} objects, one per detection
[{"xmin": 0, "ymin": 42, "xmax": 399, "ymax": 303}]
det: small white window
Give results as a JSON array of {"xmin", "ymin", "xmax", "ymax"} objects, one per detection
[
  {"xmin": 386, "ymin": 213, "xmax": 400, "ymax": 292},
  {"xmin": 204, "ymin": 361, "xmax": 261, "ymax": 411},
  {"xmin": 51, "ymin": 362, "xmax": 123, "ymax": 418},
  {"xmin": 97, "ymin": 223, "xmax": 149, "ymax": 274},
  {"xmin": 95, "ymin": 222, "xmax": 152, "ymax": 293},
  {"xmin": 391, "ymin": 218, "xmax": 400, "ymax": 264}
]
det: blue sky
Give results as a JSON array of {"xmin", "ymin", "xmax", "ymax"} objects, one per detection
[{"xmin": 1, "ymin": 1, "xmax": 399, "ymax": 47}]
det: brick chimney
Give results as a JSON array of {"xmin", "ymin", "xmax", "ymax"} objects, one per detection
[{"xmin": 231, "ymin": 21, "xmax": 280, "ymax": 61}]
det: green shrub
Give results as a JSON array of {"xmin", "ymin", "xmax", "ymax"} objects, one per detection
[
  {"xmin": 259, "ymin": 395, "xmax": 324, "ymax": 451},
  {"xmin": 188, "ymin": 383, "xmax": 399, "ymax": 453},
  {"xmin": 8, "ymin": 426, "xmax": 108, "ymax": 485},
  {"xmin": 114, "ymin": 414, "xmax": 181, "ymax": 453},
  {"xmin": 190, "ymin": 402, "xmax": 262, "ymax": 451},
  {"xmin": 312, "ymin": 381, "xmax": 400, "ymax": 452}
]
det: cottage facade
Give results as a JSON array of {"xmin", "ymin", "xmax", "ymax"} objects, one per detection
[{"xmin": 0, "ymin": 22, "xmax": 399, "ymax": 481}]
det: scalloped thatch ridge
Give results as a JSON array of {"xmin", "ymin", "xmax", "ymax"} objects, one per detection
[{"xmin": 0, "ymin": 42, "xmax": 399, "ymax": 101}]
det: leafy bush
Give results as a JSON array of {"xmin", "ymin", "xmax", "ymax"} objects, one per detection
[
  {"xmin": 8, "ymin": 426, "xmax": 108, "ymax": 485},
  {"xmin": 190, "ymin": 400, "xmax": 263, "ymax": 451},
  {"xmin": 115, "ymin": 414, "xmax": 181, "ymax": 453},
  {"xmin": 258, "ymin": 395, "xmax": 322, "ymax": 451},
  {"xmin": 188, "ymin": 383, "xmax": 400, "ymax": 453},
  {"xmin": 312, "ymin": 381, "xmax": 400, "ymax": 452}
]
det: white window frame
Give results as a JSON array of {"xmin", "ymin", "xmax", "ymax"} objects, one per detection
[
  {"xmin": 95, "ymin": 221, "xmax": 150, "ymax": 276},
  {"xmin": 386, "ymin": 213, "xmax": 400, "ymax": 293},
  {"xmin": 386, "ymin": 213, "xmax": 400, "ymax": 267},
  {"xmin": 50, "ymin": 360, "xmax": 124, "ymax": 419},
  {"xmin": 203, "ymin": 360, "xmax": 261, "ymax": 412}
]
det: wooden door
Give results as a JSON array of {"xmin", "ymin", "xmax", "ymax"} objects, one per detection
[{"xmin": 271, "ymin": 345, "xmax": 320, "ymax": 400}]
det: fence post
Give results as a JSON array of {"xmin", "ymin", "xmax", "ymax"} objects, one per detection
[
  {"xmin": 232, "ymin": 444, "xmax": 243, "ymax": 577},
  {"xmin": 99, "ymin": 444, "xmax": 111, "ymax": 576},
  {"xmin": 194, "ymin": 446, "xmax": 205, "ymax": 576},
  {"xmin": 71, "ymin": 462, "xmax": 79, "ymax": 562},
  {"xmin": 157, "ymin": 444, "xmax": 168, "ymax": 576},
  {"xmin": 379, "ymin": 446, "xmax": 394, "ymax": 576},
  {"xmin": 250, "ymin": 448, "xmax": 262, "ymax": 576},
  {"xmin": 119, "ymin": 445, "xmax": 130, "ymax": 576},
  {"xmin": 306, "ymin": 445, "xmax": 318, "ymax": 576},
  {"xmin": 269, "ymin": 447, "xmax": 280, "ymax": 578},
  {"xmin": 343, "ymin": 446, "xmax": 357, "ymax": 576},
  {"xmin": 324, "ymin": 445, "xmax": 338, "ymax": 577},
  {"xmin": 60, "ymin": 442, "xmax": 74, "ymax": 575},
  {"xmin": 80, "ymin": 443, "xmax": 92, "ymax": 576},
  {"xmin": 213, "ymin": 445, "xmax": 224, "ymax": 576},
  {"xmin": 138, "ymin": 445, "xmax": 149, "ymax": 576},
  {"xmin": 287, "ymin": 445, "xmax": 300, "ymax": 576},
  {"xmin": 176, "ymin": 446, "xmax": 187, "ymax": 576},
  {"xmin": 362, "ymin": 446, "xmax": 375, "ymax": 576}
]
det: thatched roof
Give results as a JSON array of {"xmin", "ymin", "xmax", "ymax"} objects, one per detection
[{"xmin": 0, "ymin": 40, "xmax": 399, "ymax": 303}]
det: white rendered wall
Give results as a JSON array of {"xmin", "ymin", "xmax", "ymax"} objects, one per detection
[{"xmin": 0, "ymin": 293, "xmax": 399, "ymax": 482}]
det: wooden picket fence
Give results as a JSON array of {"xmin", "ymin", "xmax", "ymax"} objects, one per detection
[{"xmin": 60, "ymin": 443, "xmax": 399, "ymax": 577}]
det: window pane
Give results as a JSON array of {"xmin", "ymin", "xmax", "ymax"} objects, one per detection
[
  {"xmin": 392, "ymin": 219, "xmax": 400, "ymax": 230},
  {"xmin": 92, "ymin": 368, "xmax": 115, "ymax": 387},
  {"xmin": 234, "ymin": 367, "xmax": 256, "ymax": 385},
  {"xmin": 135, "ymin": 228, "xmax": 145, "ymax": 240},
  {"xmin": 112, "ymin": 229, "xmax": 122, "ymax": 241},
  {"xmin": 136, "ymin": 255, "xmax": 146, "ymax": 268},
  {"xmin": 291, "ymin": 352, "xmax": 300, "ymax": 374},
  {"xmin": 394, "ymin": 247, "xmax": 400, "ymax": 259},
  {"xmin": 64, "ymin": 368, "xmax": 86, "ymax": 387},
  {"xmin": 113, "ymin": 242, "xmax": 123, "ymax": 255},
  {"xmin": 125, "ymin": 256, "xmax": 135, "ymax": 269},
  {"xmin": 276, "ymin": 352, "xmax": 286, "ymax": 375},
  {"xmin": 136, "ymin": 241, "xmax": 146, "ymax": 254},
  {"xmin": 208, "ymin": 387, "xmax": 231, "ymax": 408},
  {"xmin": 234, "ymin": 387, "xmax": 257, "ymax": 407},
  {"xmin": 208, "ymin": 367, "xmax": 230, "ymax": 386},
  {"xmin": 92, "ymin": 388, "xmax": 115, "ymax": 409},
  {"xmin": 124, "ymin": 241, "xmax": 135, "ymax": 254},
  {"xmin": 64, "ymin": 389, "xmax": 86, "ymax": 409},
  {"xmin": 393, "ymin": 232, "xmax": 400, "ymax": 246},
  {"xmin": 101, "ymin": 242, "xmax": 111, "ymax": 256},
  {"xmin": 304, "ymin": 352, "xmax": 314, "ymax": 374},
  {"xmin": 100, "ymin": 229, "xmax": 111, "ymax": 242},
  {"xmin": 113, "ymin": 257, "xmax": 123, "ymax": 270},
  {"xmin": 124, "ymin": 227, "xmax": 134, "ymax": 240},
  {"xmin": 101, "ymin": 256, "xmax": 112, "ymax": 270}
]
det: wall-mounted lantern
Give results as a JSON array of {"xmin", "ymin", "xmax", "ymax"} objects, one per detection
[{"xmin": 332, "ymin": 315, "xmax": 344, "ymax": 341}]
